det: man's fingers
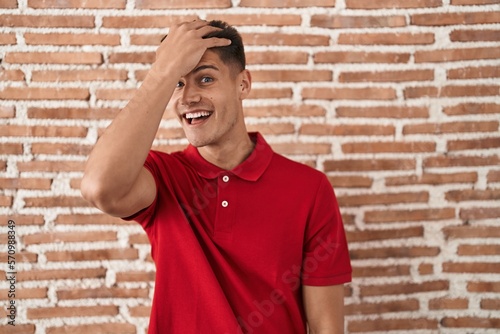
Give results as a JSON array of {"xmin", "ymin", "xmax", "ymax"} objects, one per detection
[{"xmin": 205, "ymin": 37, "xmax": 232, "ymax": 48}]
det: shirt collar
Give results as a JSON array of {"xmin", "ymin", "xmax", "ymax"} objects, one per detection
[{"xmin": 182, "ymin": 132, "xmax": 273, "ymax": 181}]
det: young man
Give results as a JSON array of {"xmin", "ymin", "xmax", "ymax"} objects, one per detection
[{"xmin": 81, "ymin": 20, "xmax": 351, "ymax": 334}]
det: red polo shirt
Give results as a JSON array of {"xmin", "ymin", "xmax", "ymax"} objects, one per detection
[{"xmin": 127, "ymin": 132, "xmax": 351, "ymax": 334}]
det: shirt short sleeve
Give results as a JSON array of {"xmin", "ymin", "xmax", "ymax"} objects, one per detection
[{"xmin": 301, "ymin": 175, "xmax": 352, "ymax": 286}]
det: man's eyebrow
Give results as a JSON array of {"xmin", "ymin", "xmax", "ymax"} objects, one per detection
[{"xmin": 193, "ymin": 65, "xmax": 219, "ymax": 73}]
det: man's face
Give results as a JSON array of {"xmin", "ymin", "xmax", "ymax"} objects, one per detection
[{"xmin": 168, "ymin": 50, "xmax": 250, "ymax": 148}]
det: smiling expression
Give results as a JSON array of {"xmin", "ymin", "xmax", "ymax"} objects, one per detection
[{"xmin": 168, "ymin": 50, "xmax": 251, "ymax": 148}]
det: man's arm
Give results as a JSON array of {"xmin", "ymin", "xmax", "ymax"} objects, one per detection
[
  {"xmin": 80, "ymin": 20, "xmax": 231, "ymax": 217},
  {"xmin": 303, "ymin": 284, "xmax": 345, "ymax": 334}
]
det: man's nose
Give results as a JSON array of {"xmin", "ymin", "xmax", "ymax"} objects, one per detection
[{"xmin": 180, "ymin": 83, "xmax": 201, "ymax": 105}]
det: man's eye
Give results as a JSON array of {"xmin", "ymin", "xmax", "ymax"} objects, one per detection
[
  {"xmin": 176, "ymin": 81, "xmax": 184, "ymax": 88},
  {"xmin": 201, "ymin": 77, "xmax": 213, "ymax": 83}
]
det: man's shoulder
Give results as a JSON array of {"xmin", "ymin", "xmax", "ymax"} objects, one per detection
[{"xmin": 270, "ymin": 151, "xmax": 326, "ymax": 181}]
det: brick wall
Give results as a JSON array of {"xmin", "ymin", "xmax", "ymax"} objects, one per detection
[{"xmin": 1, "ymin": 0, "xmax": 499, "ymax": 333}]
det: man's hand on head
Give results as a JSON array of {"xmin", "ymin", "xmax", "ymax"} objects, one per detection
[{"xmin": 152, "ymin": 20, "xmax": 232, "ymax": 79}]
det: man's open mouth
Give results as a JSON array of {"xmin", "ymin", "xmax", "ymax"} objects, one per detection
[{"xmin": 183, "ymin": 111, "xmax": 213, "ymax": 125}]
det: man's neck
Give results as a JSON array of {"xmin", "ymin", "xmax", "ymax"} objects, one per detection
[{"xmin": 197, "ymin": 132, "xmax": 255, "ymax": 171}]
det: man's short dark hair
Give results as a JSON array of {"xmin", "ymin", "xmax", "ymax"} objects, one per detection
[
  {"xmin": 203, "ymin": 20, "xmax": 246, "ymax": 73},
  {"xmin": 161, "ymin": 20, "xmax": 246, "ymax": 74}
]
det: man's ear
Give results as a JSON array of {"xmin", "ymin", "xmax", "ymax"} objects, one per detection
[{"xmin": 238, "ymin": 69, "xmax": 252, "ymax": 100}]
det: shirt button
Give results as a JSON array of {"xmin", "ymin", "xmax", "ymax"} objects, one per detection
[
  {"xmin": 221, "ymin": 200, "xmax": 229, "ymax": 208},
  {"xmin": 222, "ymin": 175, "xmax": 229, "ymax": 182}
]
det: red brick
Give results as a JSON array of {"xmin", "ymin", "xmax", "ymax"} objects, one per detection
[
  {"xmin": 95, "ymin": 88, "xmax": 137, "ymax": 101},
  {"xmin": 488, "ymin": 170, "xmax": 500, "ymax": 182},
  {"xmin": 130, "ymin": 34, "xmax": 163, "ymax": 45},
  {"xmin": 0, "ymin": 178, "xmax": 51, "ymax": 190},
  {"xmin": 313, "ymin": 14, "xmax": 406, "ymax": 29},
  {"xmin": 424, "ymin": 154, "xmax": 499, "ymax": 168},
  {"xmin": 364, "ymin": 208, "xmax": 455, "ymax": 223},
  {"xmin": 346, "ymin": 0, "xmax": 441, "ymax": 8},
  {"xmin": 55, "ymin": 214, "xmax": 132, "ymax": 226},
  {"xmin": 441, "ymin": 317, "xmax": 500, "ymax": 328},
  {"xmin": 245, "ymin": 105, "xmax": 326, "ymax": 117},
  {"xmin": 246, "ymin": 123, "xmax": 295, "ymax": 135},
  {"xmin": 129, "ymin": 305, "xmax": 151, "ymax": 317},
  {"xmin": 315, "ymin": 51, "xmax": 410, "ymax": 64},
  {"xmin": 31, "ymin": 143, "xmax": 93, "ymax": 155},
  {"xmin": 18, "ymin": 268, "xmax": 106, "ymax": 282},
  {"xmin": 34, "ymin": 69, "xmax": 127, "ymax": 82},
  {"xmin": 17, "ymin": 161, "xmax": 85, "ymax": 173},
  {"xmin": 47, "ymin": 323, "xmax": 136, "ymax": 334},
  {"xmin": 349, "ymin": 318, "xmax": 438, "ymax": 332},
  {"xmin": 240, "ymin": 0, "xmax": 334, "ymax": 7},
  {"xmin": 405, "ymin": 85, "xmax": 499, "ymax": 98},
  {"xmin": 342, "ymin": 141, "xmax": 436, "ymax": 154},
  {"xmin": 248, "ymin": 88, "xmax": 293, "ymax": 99},
  {"xmin": 0, "ymin": 143, "xmax": 22, "ymax": 154},
  {"xmin": 102, "ymin": 15, "xmax": 196, "ymax": 28},
  {"xmin": 339, "ymin": 191, "xmax": 428, "ymax": 207},
  {"xmin": 339, "ymin": 32, "xmax": 434, "ymax": 45},
  {"xmin": 0, "ymin": 194, "xmax": 12, "ymax": 207},
  {"xmin": 447, "ymin": 65, "xmax": 500, "ymax": 79},
  {"xmin": 0, "ymin": 14, "xmax": 95, "ymax": 28},
  {"xmin": 458, "ymin": 244, "xmax": 500, "ymax": 256},
  {"xmin": 336, "ymin": 106, "xmax": 428, "ymax": 118},
  {"xmin": 25, "ymin": 33, "xmax": 120, "ymax": 46},
  {"xmin": 448, "ymin": 137, "xmax": 500, "ymax": 151},
  {"xmin": 24, "ymin": 196, "xmax": 91, "ymax": 208},
  {"xmin": 0, "ymin": 69, "xmax": 24, "ymax": 81},
  {"xmin": 415, "ymin": 47, "xmax": 500, "ymax": 62},
  {"xmin": 412, "ymin": 11, "xmax": 500, "ymax": 26},
  {"xmin": 352, "ymin": 265, "xmax": 411, "ymax": 278},
  {"xmin": 28, "ymin": 107, "xmax": 119, "ymax": 120},
  {"xmin": 404, "ymin": 121, "xmax": 498, "ymax": 134},
  {"xmin": 452, "ymin": 0, "xmax": 499, "ymax": 3},
  {"xmin": 242, "ymin": 33, "xmax": 329, "ymax": 46},
  {"xmin": 444, "ymin": 225, "xmax": 500, "ymax": 240},
  {"xmin": 211, "ymin": 14, "xmax": 302, "ymax": 27},
  {"xmin": 1, "ymin": 125, "xmax": 88, "ymax": 137},
  {"xmin": 445, "ymin": 103, "xmax": 500, "ymax": 116},
  {"xmin": 325, "ymin": 158, "xmax": 416, "ymax": 172},
  {"xmin": 109, "ymin": 52, "xmax": 155, "ymax": 64},
  {"xmin": 0, "ymin": 106, "xmax": 15, "ymax": 118},
  {"xmin": 0, "ymin": 251, "xmax": 36, "ymax": 263},
  {"xmin": 5, "ymin": 52, "xmax": 102, "ymax": 65},
  {"xmin": 271, "ymin": 142, "xmax": 331, "ymax": 155},
  {"xmin": 446, "ymin": 189, "xmax": 500, "ymax": 202},
  {"xmin": 129, "ymin": 233, "xmax": 149, "ymax": 244},
  {"xmin": 0, "ymin": 325, "xmax": 35, "ymax": 334},
  {"xmin": 347, "ymin": 226, "xmax": 423, "ymax": 242},
  {"xmin": 23, "ymin": 231, "xmax": 117, "ymax": 245},
  {"xmin": 349, "ymin": 246, "xmax": 440, "ymax": 260},
  {"xmin": 429, "ymin": 298, "xmax": 469, "ymax": 310},
  {"xmin": 302, "ymin": 87, "xmax": 397, "ymax": 100},
  {"xmin": 28, "ymin": 305, "xmax": 119, "ymax": 319},
  {"xmin": 247, "ymin": 51, "xmax": 308, "ymax": 64},
  {"xmin": 328, "ymin": 175, "xmax": 373, "ymax": 188},
  {"xmin": 136, "ymin": 0, "xmax": 230, "ymax": 9},
  {"xmin": 0, "ymin": 288, "xmax": 47, "ymax": 300},
  {"xmin": 419, "ymin": 263, "xmax": 434, "ymax": 275},
  {"xmin": 460, "ymin": 207, "xmax": 500, "ymax": 221},
  {"xmin": 340, "ymin": 69, "xmax": 433, "ymax": 82},
  {"xmin": 481, "ymin": 299, "xmax": 500, "ymax": 310},
  {"xmin": 116, "ymin": 271, "xmax": 155, "ymax": 282},
  {"xmin": 360, "ymin": 280, "xmax": 448, "ymax": 296},
  {"xmin": 468, "ymin": 281, "xmax": 500, "ymax": 293},
  {"xmin": 28, "ymin": 0, "xmax": 126, "ymax": 8},
  {"xmin": 252, "ymin": 70, "xmax": 332, "ymax": 82},
  {"xmin": 450, "ymin": 29, "xmax": 500, "ymax": 42},
  {"xmin": 0, "ymin": 0, "xmax": 17, "ymax": 8},
  {"xmin": 57, "ymin": 287, "xmax": 149, "ymax": 300},
  {"xmin": 0, "ymin": 87, "xmax": 90, "ymax": 100},
  {"xmin": 0, "ymin": 33, "xmax": 16, "ymax": 45},
  {"xmin": 46, "ymin": 248, "xmax": 139, "ymax": 262},
  {"xmin": 346, "ymin": 299, "xmax": 418, "ymax": 316},
  {"xmin": 0, "ymin": 215, "xmax": 44, "ymax": 226},
  {"xmin": 300, "ymin": 124, "xmax": 394, "ymax": 136},
  {"xmin": 443, "ymin": 262, "xmax": 499, "ymax": 273},
  {"xmin": 386, "ymin": 172, "xmax": 477, "ymax": 186}
]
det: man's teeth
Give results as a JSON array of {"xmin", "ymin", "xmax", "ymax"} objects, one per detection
[{"xmin": 185, "ymin": 111, "xmax": 211, "ymax": 119}]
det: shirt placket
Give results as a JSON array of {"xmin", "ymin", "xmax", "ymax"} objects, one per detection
[{"xmin": 214, "ymin": 172, "xmax": 235, "ymax": 239}]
